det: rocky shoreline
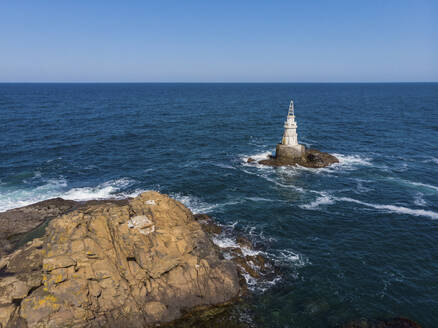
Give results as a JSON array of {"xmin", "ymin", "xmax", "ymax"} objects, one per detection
[
  {"xmin": 248, "ymin": 148, "xmax": 339, "ymax": 168},
  {"xmin": 0, "ymin": 192, "xmax": 269, "ymax": 328},
  {"xmin": 0, "ymin": 193, "xmax": 423, "ymax": 328}
]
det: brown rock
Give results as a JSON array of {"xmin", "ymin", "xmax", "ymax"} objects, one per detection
[
  {"xmin": 0, "ymin": 304, "xmax": 16, "ymax": 328},
  {"xmin": 0, "ymin": 198, "xmax": 77, "ymax": 257},
  {"xmin": 42, "ymin": 255, "xmax": 76, "ymax": 272},
  {"xmin": 194, "ymin": 214, "xmax": 223, "ymax": 235},
  {"xmin": 0, "ymin": 192, "xmax": 241, "ymax": 327},
  {"xmin": 144, "ymin": 301, "xmax": 167, "ymax": 320},
  {"xmin": 258, "ymin": 148, "xmax": 339, "ymax": 168},
  {"xmin": 0, "ymin": 198, "xmax": 130, "ymax": 259},
  {"xmin": 236, "ymin": 236, "xmax": 252, "ymax": 249}
]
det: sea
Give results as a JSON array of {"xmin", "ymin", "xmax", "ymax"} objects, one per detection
[{"xmin": 1, "ymin": 83, "xmax": 437, "ymax": 327}]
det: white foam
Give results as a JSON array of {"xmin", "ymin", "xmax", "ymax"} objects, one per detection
[
  {"xmin": 213, "ymin": 163, "xmax": 236, "ymax": 170},
  {"xmin": 298, "ymin": 192, "xmax": 438, "ymax": 220},
  {"xmin": 414, "ymin": 193, "xmax": 427, "ymax": 207},
  {"xmin": 395, "ymin": 178, "xmax": 438, "ymax": 193},
  {"xmin": 211, "ymin": 236, "xmax": 240, "ymax": 249},
  {"xmin": 337, "ymin": 197, "xmax": 438, "ymax": 220},
  {"xmin": 423, "ymin": 157, "xmax": 438, "ymax": 165},
  {"xmin": 333, "ymin": 153, "xmax": 373, "ymax": 167},
  {"xmin": 0, "ymin": 177, "xmax": 69, "ymax": 212},
  {"xmin": 242, "ymin": 150, "xmax": 374, "ymax": 179},
  {"xmin": 241, "ymin": 150, "xmax": 273, "ymax": 163},
  {"xmin": 277, "ymin": 249, "xmax": 309, "ymax": 267},
  {"xmin": 211, "ymin": 234, "xmax": 298, "ymax": 292},
  {"xmin": 211, "ymin": 236, "xmax": 262, "ymax": 257},
  {"xmin": 0, "ymin": 177, "xmax": 138, "ymax": 212},
  {"xmin": 282, "ymin": 153, "xmax": 374, "ymax": 173},
  {"xmin": 211, "ymin": 223, "xmax": 308, "ymax": 292},
  {"xmin": 171, "ymin": 193, "xmax": 240, "ymax": 214},
  {"xmin": 61, "ymin": 178, "xmax": 134, "ymax": 201},
  {"xmin": 241, "ymin": 168, "xmax": 305, "ymax": 193},
  {"xmin": 241, "ymin": 272, "xmax": 258, "ymax": 288},
  {"xmin": 118, "ymin": 188, "xmax": 151, "ymax": 199},
  {"xmin": 300, "ymin": 194, "xmax": 334, "ymax": 210},
  {"xmin": 355, "ymin": 179, "xmax": 373, "ymax": 193},
  {"xmin": 245, "ymin": 197, "xmax": 277, "ymax": 202}
]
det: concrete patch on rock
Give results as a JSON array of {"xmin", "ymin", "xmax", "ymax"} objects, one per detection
[{"xmin": 127, "ymin": 215, "xmax": 155, "ymax": 235}]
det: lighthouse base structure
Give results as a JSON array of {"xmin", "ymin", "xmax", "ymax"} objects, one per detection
[{"xmin": 276, "ymin": 143, "xmax": 305, "ymax": 161}]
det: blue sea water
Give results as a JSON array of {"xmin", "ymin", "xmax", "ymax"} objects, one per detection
[{"xmin": 1, "ymin": 83, "xmax": 438, "ymax": 327}]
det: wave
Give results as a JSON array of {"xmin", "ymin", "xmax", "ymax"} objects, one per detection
[
  {"xmin": 211, "ymin": 231, "xmax": 307, "ymax": 292},
  {"xmin": 337, "ymin": 197, "xmax": 438, "ymax": 220},
  {"xmin": 62, "ymin": 178, "xmax": 134, "ymax": 201},
  {"xmin": 0, "ymin": 177, "xmax": 68, "ymax": 212},
  {"xmin": 414, "ymin": 193, "xmax": 427, "ymax": 207},
  {"xmin": 299, "ymin": 194, "xmax": 334, "ymax": 210},
  {"xmin": 242, "ymin": 149, "xmax": 374, "ymax": 176},
  {"xmin": 276, "ymin": 249, "xmax": 309, "ymax": 268},
  {"xmin": 211, "ymin": 236, "xmax": 263, "ymax": 257},
  {"xmin": 0, "ymin": 179, "xmax": 242, "ymax": 215},
  {"xmin": 241, "ymin": 168, "xmax": 306, "ymax": 193},
  {"xmin": 423, "ymin": 157, "xmax": 438, "ymax": 165},
  {"xmin": 0, "ymin": 177, "xmax": 139, "ymax": 212},
  {"xmin": 391, "ymin": 178, "xmax": 438, "ymax": 193},
  {"xmin": 240, "ymin": 150, "xmax": 273, "ymax": 163},
  {"xmin": 212, "ymin": 163, "xmax": 236, "ymax": 170},
  {"xmin": 299, "ymin": 193, "xmax": 438, "ymax": 220},
  {"xmin": 245, "ymin": 197, "xmax": 279, "ymax": 202},
  {"xmin": 286, "ymin": 153, "xmax": 374, "ymax": 173},
  {"xmin": 333, "ymin": 153, "xmax": 373, "ymax": 167},
  {"xmin": 170, "ymin": 193, "xmax": 241, "ymax": 214},
  {"xmin": 354, "ymin": 179, "xmax": 373, "ymax": 193}
]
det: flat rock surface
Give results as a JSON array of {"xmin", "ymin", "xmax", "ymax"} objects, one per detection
[
  {"xmin": 257, "ymin": 148, "xmax": 339, "ymax": 168},
  {"xmin": 0, "ymin": 192, "xmax": 242, "ymax": 327},
  {"xmin": 0, "ymin": 198, "xmax": 77, "ymax": 258},
  {"xmin": 0, "ymin": 198, "xmax": 130, "ymax": 258}
]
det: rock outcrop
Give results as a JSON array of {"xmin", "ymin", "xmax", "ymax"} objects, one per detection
[
  {"xmin": 0, "ymin": 192, "xmax": 242, "ymax": 327},
  {"xmin": 0, "ymin": 198, "xmax": 77, "ymax": 258},
  {"xmin": 250, "ymin": 148, "xmax": 339, "ymax": 168}
]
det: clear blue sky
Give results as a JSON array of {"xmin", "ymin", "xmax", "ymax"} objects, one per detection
[{"xmin": 0, "ymin": 1, "xmax": 437, "ymax": 82}]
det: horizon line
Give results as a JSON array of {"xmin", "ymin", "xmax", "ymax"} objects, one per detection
[{"xmin": 0, "ymin": 81, "xmax": 437, "ymax": 84}]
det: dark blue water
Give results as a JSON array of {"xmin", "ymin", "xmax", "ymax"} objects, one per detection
[{"xmin": 1, "ymin": 83, "xmax": 438, "ymax": 327}]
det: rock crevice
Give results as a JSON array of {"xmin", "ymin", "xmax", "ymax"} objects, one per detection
[{"xmin": 0, "ymin": 192, "xmax": 242, "ymax": 328}]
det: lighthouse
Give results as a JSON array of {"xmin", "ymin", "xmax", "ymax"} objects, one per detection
[
  {"xmin": 250, "ymin": 99, "xmax": 339, "ymax": 167},
  {"xmin": 276, "ymin": 100, "xmax": 305, "ymax": 160},
  {"xmin": 282, "ymin": 100, "xmax": 299, "ymax": 146}
]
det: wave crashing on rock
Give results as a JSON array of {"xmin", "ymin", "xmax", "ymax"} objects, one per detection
[{"xmin": 0, "ymin": 192, "xmax": 250, "ymax": 327}]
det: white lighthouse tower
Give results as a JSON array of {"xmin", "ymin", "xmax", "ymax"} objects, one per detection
[
  {"xmin": 276, "ymin": 100, "xmax": 305, "ymax": 160},
  {"xmin": 282, "ymin": 100, "xmax": 299, "ymax": 146}
]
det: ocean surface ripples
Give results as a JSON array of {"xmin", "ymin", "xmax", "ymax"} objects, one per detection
[{"xmin": 1, "ymin": 83, "xmax": 437, "ymax": 327}]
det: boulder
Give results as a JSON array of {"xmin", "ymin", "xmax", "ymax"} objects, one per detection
[{"xmin": 0, "ymin": 192, "xmax": 242, "ymax": 327}]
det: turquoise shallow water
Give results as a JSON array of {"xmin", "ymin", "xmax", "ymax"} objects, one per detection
[{"xmin": 1, "ymin": 83, "xmax": 438, "ymax": 327}]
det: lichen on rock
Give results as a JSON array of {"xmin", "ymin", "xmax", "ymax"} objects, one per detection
[{"xmin": 0, "ymin": 192, "xmax": 244, "ymax": 327}]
